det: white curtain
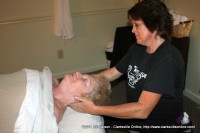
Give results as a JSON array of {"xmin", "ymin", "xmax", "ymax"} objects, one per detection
[{"xmin": 54, "ymin": 0, "xmax": 74, "ymax": 39}]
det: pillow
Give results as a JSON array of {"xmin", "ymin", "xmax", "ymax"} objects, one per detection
[
  {"xmin": 58, "ymin": 107, "xmax": 105, "ymax": 133},
  {"xmin": 0, "ymin": 70, "xmax": 27, "ymax": 133}
]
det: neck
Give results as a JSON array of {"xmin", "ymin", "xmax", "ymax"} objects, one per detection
[
  {"xmin": 146, "ymin": 36, "xmax": 165, "ymax": 54},
  {"xmin": 53, "ymin": 86, "xmax": 75, "ymax": 123},
  {"xmin": 54, "ymin": 96, "xmax": 68, "ymax": 123},
  {"xmin": 53, "ymin": 85, "xmax": 76, "ymax": 105}
]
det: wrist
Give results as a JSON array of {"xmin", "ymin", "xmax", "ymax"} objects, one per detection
[{"xmin": 93, "ymin": 105, "xmax": 102, "ymax": 115}]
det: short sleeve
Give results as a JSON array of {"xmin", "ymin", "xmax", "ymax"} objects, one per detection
[{"xmin": 144, "ymin": 56, "xmax": 175, "ymax": 97}]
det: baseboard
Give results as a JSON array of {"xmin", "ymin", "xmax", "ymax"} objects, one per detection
[
  {"xmin": 53, "ymin": 64, "xmax": 107, "ymax": 78},
  {"xmin": 184, "ymin": 89, "xmax": 200, "ymax": 105}
]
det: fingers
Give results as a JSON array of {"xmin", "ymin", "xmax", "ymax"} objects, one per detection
[{"xmin": 74, "ymin": 96, "xmax": 80, "ymax": 102}]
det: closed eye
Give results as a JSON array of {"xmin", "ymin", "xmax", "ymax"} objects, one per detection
[
  {"xmin": 81, "ymin": 76, "xmax": 92, "ymax": 89},
  {"xmin": 83, "ymin": 77, "xmax": 90, "ymax": 86}
]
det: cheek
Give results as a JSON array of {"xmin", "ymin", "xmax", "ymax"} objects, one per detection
[
  {"xmin": 71, "ymin": 83, "xmax": 87, "ymax": 95},
  {"xmin": 138, "ymin": 30, "xmax": 151, "ymax": 44}
]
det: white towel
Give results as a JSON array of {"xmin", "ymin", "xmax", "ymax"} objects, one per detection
[
  {"xmin": 54, "ymin": 0, "xmax": 74, "ymax": 39},
  {"xmin": 169, "ymin": 9, "xmax": 188, "ymax": 25},
  {"xmin": 14, "ymin": 67, "xmax": 58, "ymax": 133}
]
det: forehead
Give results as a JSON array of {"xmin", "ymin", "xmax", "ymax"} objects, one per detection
[
  {"xmin": 73, "ymin": 73, "xmax": 97, "ymax": 88},
  {"xmin": 84, "ymin": 74, "xmax": 97, "ymax": 89}
]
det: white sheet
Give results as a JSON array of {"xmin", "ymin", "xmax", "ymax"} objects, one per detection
[
  {"xmin": 14, "ymin": 67, "xmax": 58, "ymax": 133},
  {"xmin": 40, "ymin": 67, "xmax": 57, "ymax": 133}
]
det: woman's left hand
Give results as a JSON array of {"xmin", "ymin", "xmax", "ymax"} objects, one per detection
[{"xmin": 70, "ymin": 96, "xmax": 97, "ymax": 114}]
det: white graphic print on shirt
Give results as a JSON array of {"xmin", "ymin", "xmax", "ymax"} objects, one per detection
[{"xmin": 127, "ymin": 65, "xmax": 147, "ymax": 89}]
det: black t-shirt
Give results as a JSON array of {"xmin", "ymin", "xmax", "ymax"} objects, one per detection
[{"xmin": 115, "ymin": 41, "xmax": 185, "ymax": 126}]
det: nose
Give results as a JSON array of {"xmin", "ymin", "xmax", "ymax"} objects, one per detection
[
  {"xmin": 132, "ymin": 26, "xmax": 136, "ymax": 33},
  {"xmin": 75, "ymin": 72, "xmax": 82, "ymax": 78}
]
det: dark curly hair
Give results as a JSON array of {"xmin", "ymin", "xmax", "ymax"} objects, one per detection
[{"xmin": 128, "ymin": 0, "xmax": 173, "ymax": 41}]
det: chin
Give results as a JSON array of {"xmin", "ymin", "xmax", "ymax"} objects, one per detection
[{"xmin": 136, "ymin": 40, "xmax": 141, "ymax": 44}]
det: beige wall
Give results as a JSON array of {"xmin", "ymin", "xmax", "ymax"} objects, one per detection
[
  {"xmin": 0, "ymin": 0, "xmax": 136, "ymax": 77},
  {"xmin": 166, "ymin": 0, "xmax": 200, "ymax": 104}
]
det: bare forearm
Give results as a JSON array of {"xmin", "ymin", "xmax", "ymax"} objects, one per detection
[
  {"xmin": 93, "ymin": 91, "xmax": 161, "ymax": 119},
  {"xmin": 100, "ymin": 67, "xmax": 122, "ymax": 81},
  {"xmin": 94, "ymin": 103, "xmax": 148, "ymax": 119}
]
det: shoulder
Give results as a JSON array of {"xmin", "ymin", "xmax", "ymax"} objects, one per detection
[
  {"xmin": 154, "ymin": 41, "xmax": 185, "ymax": 68},
  {"xmin": 156, "ymin": 41, "xmax": 182, "ymax": 59}
]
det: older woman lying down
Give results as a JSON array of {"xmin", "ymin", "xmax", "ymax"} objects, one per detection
[{"xmin": 0, "ymin": 67, "xmax": 110, "ymax": 133}]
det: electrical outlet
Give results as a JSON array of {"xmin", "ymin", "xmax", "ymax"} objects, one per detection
[{"xmin": 57, "ymin": 50, "xmax": 64, "ymax": 59}]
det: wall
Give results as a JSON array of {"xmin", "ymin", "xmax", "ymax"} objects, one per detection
[
  {"xmin": 0, "ymin": 0, "xmax": 136, "ymax": 77},
  {"xmin": 165, "ymin": 0, "xmax": 200, "ymax": 104},
  {"xmin": 2, "ymin": 0, "xmax": 198, "ymax": 104}
]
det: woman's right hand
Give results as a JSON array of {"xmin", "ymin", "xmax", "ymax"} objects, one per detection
[{"xmin": 70, "ymin": 96, "xmax": 98, "ymax": 115}]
